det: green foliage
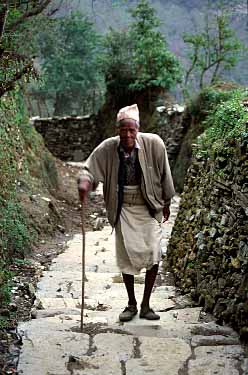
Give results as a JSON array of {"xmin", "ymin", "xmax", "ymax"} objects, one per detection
[
  {"xmin": 38, "ymin": 12, "xmax": 105, "ymax": 115},
  {"xmin": 187, "ymin": 83, "xmax": 240, "ymax": 118},
  {"xmin": 0, "ymin": 196, "xmax": 33, "ymax": 261},
  {"xmin": 102, "ymin": 0, "xmax": 182, "ymax": 97},
  {"xmin": 0, "ymin": 94, "xmax": 26, "ymax": 199},
  {"xmin": 197, "ymin": 89, "xmax": 248, "ymax": 156},
  {"xmin": 12, "ymin": 257, "xmax": 32, "ymax": 266},
  {"xmin": 183, "ymin": 7, "xmax": 244, "ymax": 90},
  {"xmin": 0, "ymin": 92, "xmax": 54, "ymax": 306},
  {"xmin": 101, "ymin": 28, "xmax": 135, "ymax": 96},
  {"xmin": 129, "ymin": 0, "xmax": 182, "ymax": 91},
  {"xmin": 0, "ymin": 4, "xmax": 39, "ymax": 97},
  {"xmin": 0, "ymin": 262, "xmax": 13, "ymax": 306}
]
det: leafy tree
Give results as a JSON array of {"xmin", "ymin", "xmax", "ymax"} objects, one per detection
[
  {"xmin": 183, "ymin": 7, "xmax": 244, "ymax": 90},
  {"xmin": 39, "ymin": 13, "xmax": 104, "ymax": 115},
  {"xmin": 100, "ymin": 28, "xmax": 135, "ymax": 100},
  {"xmin": 129, "ymin": 0, "xmax": 182, "ymax": 91},
  {"xmin": 0, "ymin": 0, "xmax": 60, "ymax": 98},
  {"xmin": 101, "ymin": 0, "xmax": 182, "ymax": 106}
]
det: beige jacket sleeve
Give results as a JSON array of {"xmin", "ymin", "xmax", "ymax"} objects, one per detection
[{"xmin": 78, "ymin": 140, "xmax": 108, "ymax": 189}]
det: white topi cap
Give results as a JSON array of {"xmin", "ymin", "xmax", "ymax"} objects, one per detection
[{"xmin": 117, "ymin": 104, "xmax": 139, "ymax": 124}]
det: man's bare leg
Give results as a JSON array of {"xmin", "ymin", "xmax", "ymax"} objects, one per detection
[
  {"xmin": 119, "ymin": 273, "xmax": 137, "ymax": 322},
  {"xmin": 140, "ymin": 264, "xmax": 160, "ymax": 319},
  {"xmin": 141, "ymin": 264, "xmax": 158, "ymax": 308},
  {"xmin": 122, "ymin": 273, "xmax": 137, "ymax": 306}
]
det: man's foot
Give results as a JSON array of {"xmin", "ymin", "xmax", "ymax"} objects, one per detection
[
  {"xmin": 139, "ymin": 307, "xmax": 160, "ymax": 320},
  {"xmin": 119, "ymin": 305, "xmax": 138, "ymax": 322}
]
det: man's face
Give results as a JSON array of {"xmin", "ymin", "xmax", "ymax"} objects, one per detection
[{"xmin": 118, "ymin": 119, "xmax": 138, "ymax": 152}]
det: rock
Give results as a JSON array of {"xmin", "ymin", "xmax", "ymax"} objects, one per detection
[
  {"xmin": 191, "ymin": 335, "xmax": 240, "ymax": 347},
  {"xmin": 230, "ymin": 257, "xmax": 240, "ymax": 269},
  {"xmin": 220, "ymin": 214, "xmax": 228, "ymax": 226},
  {"xmin": 33, "ymin": 298, "xmax": 44, "ymax": 310},
  {"xmin": 156, "ymin": 106, "xmax": 166, "ymax": 113},
  {"xmin": 94, "ymin": 218, "xmax": 104, "ymax": 231},
  {"xmin": 57, "ymin": 225, "xmax": 66, "ymax": 233},
  {"xmin": 209, "ymin": 228, "xmax": 217, "ymax": 238},
  {"xmin": 31, "ymin": 308, "xmax": 37, "ymax": 319},
  {"xmin": 28, "ymin": 283, "xmax": 36, "ymax": 297},
  {"xmin": 0, "ymin": 308, "xmax": 10, "ymax": 317},
  {"xmin": 41, "ymin": 196, "xmax": 51, "ymax": 202},
  {"xmin": 9, "ymin": 303, "xmax": 18, "ymax": 312},
  {"xmin": 238, "ymin": 241, "xmax": 248, "ymax": 262}
]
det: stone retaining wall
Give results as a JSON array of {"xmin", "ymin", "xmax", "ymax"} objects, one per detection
[
  {"xmin": 32, "ymin": 115, "xmax": 101, "ymax": 161},
  {"xmin": 167, "ymin": 138, "xmax": 248, "ymax": 338},
  {"xmin": 150, "ymin": 104, "xmax": 185, "ymax": 168}
]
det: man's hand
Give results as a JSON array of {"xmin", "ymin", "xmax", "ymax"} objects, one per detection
[
  {"xmin": 163, "ymin": 206, "xmax": 170, "ymax": 222},
  {"xmin": 78, "ymin": 178, "xmax": 91, "ymax": 202}
]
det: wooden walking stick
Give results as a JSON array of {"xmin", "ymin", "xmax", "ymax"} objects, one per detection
[{"xmin": 80, "ymin": 201, "xmax": 86, "ymax": 332}]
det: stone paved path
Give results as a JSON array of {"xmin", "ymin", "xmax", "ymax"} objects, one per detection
[{"xmin": 17, "ymin": 195, "xmax": 248, "ymax": 375}]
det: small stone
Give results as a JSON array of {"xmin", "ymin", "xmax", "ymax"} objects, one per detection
[
  {"xmin": 28, "ymin": 283, "xmax": 36, "ymax": 297},
  {"xmin": 94, "ymin": 218, "xmax": 104, "ymax": 231},
  {"xmin": 9, "ymin": 303, "xmax": 18, "ymax": 312},
  {"xmin": 156, "ymin": 106, "xmax": 166, "ymax": 113},
  {"xmin": 230, "ymin": 257, "xmax": 240, "ymax": 269},
  {"xmin": 208, "ymin": 210, "xmax": 218, "ymax": 220},
  {"xmin": 31, "ymin": 308, "xmax": 37, "ymax": 319},
  {"xmin": 41, "ymin": 196, "xmax": 51, "ymax": 202},
  {"xmin": 57, "ymin": 225, "xmax": 66, "ymax": 233},
  {"xmin": 33, "ymin": 298, "xmax": 44, "ymax": 310},
  {"xmin": 220, "ymin": 214, "xmax": 228, "ymax": 226},
  {"xmin": 238, "ymin": 241, "xmax": 248, "ymax": 262},
  {"xmin": 0, "ymin": 308, "xmax": 10, "ymax": 317},
  {"xmin": 210, "ymin": 228, "xmax": 217, "ymax": 238}
]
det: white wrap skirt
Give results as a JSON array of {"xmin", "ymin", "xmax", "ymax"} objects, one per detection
[{"xmin": 115, "ymin": 186, "xmax": 162, "ymax": 275}]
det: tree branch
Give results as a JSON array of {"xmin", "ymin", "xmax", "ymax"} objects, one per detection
[
  {"xmin": 45, "ymin": 0, "xmax": 63, "ymax": 17},
  {"xmin": 184, "ymin": 46, "xmax": 199, "ymax": 86},
  {"xmin": 8, "ymin": 0, "xmax": 52, "ymax": 32}
]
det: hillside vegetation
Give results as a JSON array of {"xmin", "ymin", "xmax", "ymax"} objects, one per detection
[{"xmin": 0, "ymin": 91, "xmax": 59, "ymax": 307}]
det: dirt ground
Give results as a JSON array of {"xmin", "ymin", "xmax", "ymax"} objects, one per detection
[{"xmin": 0, "ymin": 160, "xmax": 105, "ymax": 374}]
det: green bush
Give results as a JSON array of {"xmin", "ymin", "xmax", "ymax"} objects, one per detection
[
  {"xmin": 0, "ymin": 196, "xmax": 33, "ymax": 261},
  {"xmin": 196, "ymin": 89, "xmax": 248, "ymax": 157},
  {"xmin": 0, "ymin": 92, "xmax": 51, "ymax": 307},
  {"xmin": 0, "ymin": 262, "xmax": 13, "ymax": 306},
  {"xmin": 187, "ymin": 84, "xmax": 240, "ymax": 119}
]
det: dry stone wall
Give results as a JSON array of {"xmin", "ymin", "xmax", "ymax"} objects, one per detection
[
  {"xmin": 151, "ymin": 104, "xmax": 185, "ymax": 167},
  {"xmin": 167, "ymin": 137, "xmax": 248, "ymax": 338},
  {"xmin": 32, "ymin": 115, "xmax": 101, "ymax": 161}
]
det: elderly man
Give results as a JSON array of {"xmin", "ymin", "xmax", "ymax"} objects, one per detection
[{"xmin": 78, "ymin": 104, "xmax": 175, "ymax": 322}]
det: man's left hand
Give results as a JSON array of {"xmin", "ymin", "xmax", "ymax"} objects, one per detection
[{"xmin": 163, "ymin": 206, "xmax": 170, "ymax": 222}]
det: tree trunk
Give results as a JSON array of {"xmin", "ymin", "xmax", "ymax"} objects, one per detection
[{"xmin": 0, "ymin": 5, "xmax": 8, "ymax": 43}]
